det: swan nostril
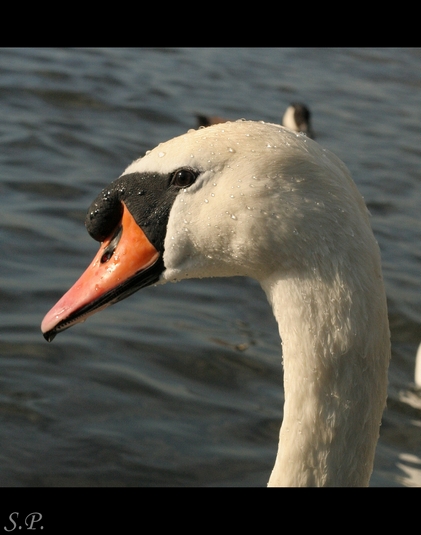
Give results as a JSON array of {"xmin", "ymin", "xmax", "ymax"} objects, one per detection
[
  {"xmin": 101, "ymin": 250, "xmax": 114, "ymax": 263},
  {"xmin": 100, "ymin": 225, "xmax": 123, "ymax": 264}
]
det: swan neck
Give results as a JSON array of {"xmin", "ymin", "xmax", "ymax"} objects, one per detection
[{"xmin": 261, "ymin": 270, "xmax": 389, "ymax": 486}]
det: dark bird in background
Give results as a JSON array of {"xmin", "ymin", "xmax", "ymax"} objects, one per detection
[{"xmin": 196, "ymin": 102, "xmax": 315, "ymax": 139}]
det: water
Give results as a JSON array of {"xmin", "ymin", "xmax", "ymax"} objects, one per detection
[{"xmin": 0, "ymin": 47, "xmax": 420, "ymax": 487}]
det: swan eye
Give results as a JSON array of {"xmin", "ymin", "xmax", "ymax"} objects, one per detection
[{"xmin": 171, "ymin": 168, "xmax": 198, "ymax": 189}]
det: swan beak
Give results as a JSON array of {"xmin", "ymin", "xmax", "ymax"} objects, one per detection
[{"xmin": 41, "ymin": 202, "xmax": 161, "ymax": 342}]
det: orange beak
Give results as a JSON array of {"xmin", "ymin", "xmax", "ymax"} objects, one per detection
[{"xmin": 41, "ymin": 202, "xmax": 161, "ymax": 341}]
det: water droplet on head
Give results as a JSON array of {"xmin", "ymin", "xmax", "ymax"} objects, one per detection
[{"xmin": 158, "ymin": 151, "xmax": 165, "ymax": 158}]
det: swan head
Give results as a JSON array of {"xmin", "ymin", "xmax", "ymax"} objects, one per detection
[
  {"xmin": 41, "ymin": 119, "xmax": 391, "ymax": 486},
  {"xmin": 42, "ymin": 120, "xmax": 373, "ymax": 341}
]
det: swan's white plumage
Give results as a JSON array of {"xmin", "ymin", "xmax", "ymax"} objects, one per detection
[{"xmin": 123, "ymin": 120, "xmax": 390, "ymax": 486}]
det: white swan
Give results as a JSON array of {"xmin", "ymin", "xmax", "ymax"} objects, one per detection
[
  {"xmin": 41, "ymin": 120, "xmax": 390, "ymax": 486},
  {"xmin": 196, "ymin": 102, "xmax": 315, "ymax": 138}
]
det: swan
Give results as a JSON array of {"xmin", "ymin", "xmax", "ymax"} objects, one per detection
[
  {"xmin": 197, "ymin": 102, "xmax": 315, "ymax": 139},
  {"xmin": 41, "ymin": 120, "xmax": 390, "ymax": 486}
]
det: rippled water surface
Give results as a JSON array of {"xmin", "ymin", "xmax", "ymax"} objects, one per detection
[{"xmin": 0, "ymin": 47, "xmax": 420, "ymax": 486}]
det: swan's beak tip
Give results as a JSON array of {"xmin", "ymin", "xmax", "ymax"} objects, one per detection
[
  {"xmin": 41, "ymin": 310, "xmax": 59, "ymax": 342},
  {"xmin": 43, "ymin": 330, "xmax": 56, "ymax": 343},
  {"xmin": 41, "ymin": 315, "xmax": 57, "ymax": 342}
]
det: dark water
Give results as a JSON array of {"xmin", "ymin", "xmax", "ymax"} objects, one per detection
[{"xmin": 0, "ymin": 47, "xmax": 420, "ymax": 487}]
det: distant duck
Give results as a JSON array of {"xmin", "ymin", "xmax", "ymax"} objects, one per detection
[
  {"xmin": 196, "ymin": 102, "xmax": 315, "ymax": 139},
  {"xmin": 282, "ymin": 103, "xmax": 314, "ymax": 139}
]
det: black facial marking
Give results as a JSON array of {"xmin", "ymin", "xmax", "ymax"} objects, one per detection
[
  {"xmin": 85, "ymin": 167, "xmax": 200, "ymax": 252},
  {"xmin": 86, "ymin": 194, "xmax": 123, "ymax": 243}
]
